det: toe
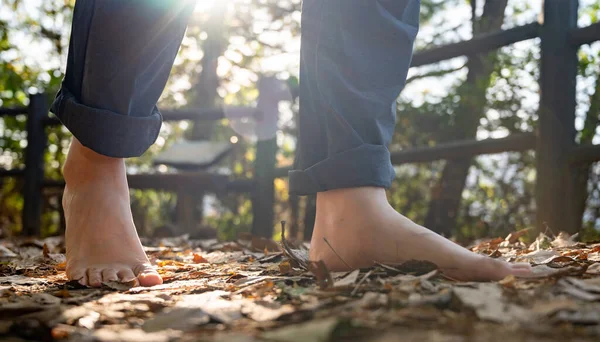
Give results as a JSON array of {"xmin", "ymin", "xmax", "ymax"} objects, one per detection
[
  {"xmin": 135, "ymin": 264, "xmax": 163, "ymax": 287},
  {"xmin": 68, "ymin": 268, "xmax": 86, "ymax": 283},
  {"xmin": 101, "ymin": 269, "xmax": 119, "ymax": 283},
  {"xmin": 87, "ymin": 268, "xmax": 103, "ymax": 287},
  {"xmin": 79, "ymin": 276, "xmax": 88, "ymax": 287},
  {"xmin": 509, "ymin": 263, "xmax": 533, "ymax": 277},
  {"xmin": 117, "ymin": 268, "xmax": 136, "ymax": 283}
]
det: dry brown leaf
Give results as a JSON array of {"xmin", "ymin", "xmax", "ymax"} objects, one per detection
[
  {"xmin": 42, "ymin": 243, "xmax": 50, "ymax": 259},
  {"xmin": 192, "ymin": 253, "xmax": 209, "ymax": 264},
  {"xmin": 498, "ymin": 275, "xmax": 517, "ymax": 288},
  {"xmin": 505, "ymin": 228, "xmax": 531, "ymax": 244},
  {"xmin": 307, "ymin": 260, "xmax": 333, "ymax": 290},
  {"xmin": 540, "ymin": 255, "xmax": 578, "ymax": 268},
  {"xmin": 102, "ymin": 279, "xmax": 138, "ymax": 291},
  {"xmin": 278, "ymin": 260, "xmax": 292, "ymax": 275},
  {"xmin": 250, "ymin": 236, "xmax": 280, "ymax": 253},
  {"xmin": 156, "ymin": 260, "xmax": 186, "ymax": 267},
  {"xmin": 392, "ymin": 260, "xmax": 438, "ymax": 275},
  {"xmin": 280, "ymin": 222, "xmax": 310, "ymax": 270}
]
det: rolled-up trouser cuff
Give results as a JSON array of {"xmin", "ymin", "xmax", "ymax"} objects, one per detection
[
  {"xmin": 51, "ymin": 87, "xmax": 162, "ymax": 158},
  {"xmin": 289, "ymin": 144, "xmax": 395, "ymax": 195}
]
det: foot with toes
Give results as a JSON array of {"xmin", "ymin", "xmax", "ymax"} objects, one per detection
[
  {"xmin": 309, "ymin": 187, "xmax": 532, "ymax": 282},
  {"xmin": 63, "ymin": 139, "xmax": 162, "ymax": 287}
]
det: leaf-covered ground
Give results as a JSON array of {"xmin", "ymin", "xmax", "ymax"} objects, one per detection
[{"xmin": 1, "ymin": 229, "xmax": 600, "ymax": 342}]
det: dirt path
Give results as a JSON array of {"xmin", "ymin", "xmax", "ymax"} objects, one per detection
[{"xmin": 1, "ymin": 231, "xmax": 600, "ymax": 341}]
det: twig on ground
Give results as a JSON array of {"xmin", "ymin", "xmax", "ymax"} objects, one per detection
[
  {"xmin": 351, "ymin": 270, "xmax": 373, "ymax": 296},
  {"xmin": 323, "ymin": 237, "xmax": 351, "ymax": 270}
]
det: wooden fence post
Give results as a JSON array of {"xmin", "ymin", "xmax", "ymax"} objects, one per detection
[
  {"xmin": 252, "ymin": 137, "xmax": 277, "ymax": 238},
  {"xmin": 22, "ymin": 93, "xmax": 48, "ymax": 236},
  {"xmin": 536, "ymin": 0, "xmax": 579, "ymax": 234}
]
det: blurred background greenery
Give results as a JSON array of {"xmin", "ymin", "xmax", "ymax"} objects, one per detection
[{"xmin": 0, "ymin": 0, "xmax": 599, "ymax": 242}]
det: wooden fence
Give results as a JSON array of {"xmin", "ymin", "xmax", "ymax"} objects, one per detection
[{"xmin": 1, "ymin": 0, "xmax": 600, "ymax": 237}]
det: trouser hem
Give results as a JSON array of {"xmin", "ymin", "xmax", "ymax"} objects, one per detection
[
  {"xmin": 51, "ymin": 86, "xmax": 162, "ymax": 158},
  {"xmin": 288, "ymin": 144, "xmax": 394, "ymax": 195}
]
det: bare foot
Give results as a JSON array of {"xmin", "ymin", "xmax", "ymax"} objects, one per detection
[
  {"xmin": 309, "ymin": 187, "xmax": 532, "ymax": 281},
  {"xmin": 62, "ymin": 139, "xmax": 162, "ymax": 287}
]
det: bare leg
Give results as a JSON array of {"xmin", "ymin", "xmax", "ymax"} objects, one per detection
[
  {"xmin": 309, "ymin": 187, "xmax": 532, "ymax": 281},
  {"xmin": 51, "ymin": 1, "xmax": 194, "ymax": 287},
  {"xmin": 62, "ymin": 139, "xmax": 162, "ymax": 287}
]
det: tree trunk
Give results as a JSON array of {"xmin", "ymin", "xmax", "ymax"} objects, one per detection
[{"xmin": 424, "ymin": 0, "xmax": 508, "ymax": 236}]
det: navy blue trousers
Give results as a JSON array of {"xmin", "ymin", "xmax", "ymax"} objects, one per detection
[{"xmin": 51, "ymin": 0, "xmax": 420, "ymax": 195}]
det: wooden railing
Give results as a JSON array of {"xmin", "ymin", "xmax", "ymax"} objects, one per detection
[{"xmin": 0, "ymin": 101, "xmax": 275, "ymax": 236}]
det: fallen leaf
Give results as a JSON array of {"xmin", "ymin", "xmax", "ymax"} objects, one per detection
[
  {"xmin": 531, "ymin": 298, "xmax": 578, "ymax": 316},
  {"xmin": 250, "ymin": 236, "xmax": 280, "ymax": 253},
  {"xmin": 541, "ymin": 255, "xmax": 577, "ymax": 268},
  {"xmin": 242, "ymin": 300, "xmax": 294, "ymax": 322},
  {"xmin": 193, "ymin": 253, "xmax": 209, "ymax": 264},
  {"xmin": 390, "ymin": 260, "xmax": 438, "ymax": 275},
  {"xmin": 94, "ymin": 328, "xmax": 179, "ymax": 342},
  {"xmin": 0, "ymin": 275, "xmax": 47, "ymax": 285},
  {"xmin": 142, "ymin": 308, "xmax": 210, "ymax": 332},
  {"xmin": 558, "ymin": 282, "xmax": 600, "ymax": 301},
  {"xmin": 521, "ymin": 249, "xmax": 559, "ymax": 264},
  {"xmin": 258, "ymin": 253, "xmax": 283, "ymax": 264},
  {"xmin": 588, "ymin": 252, "xmax": 600, "ymax": 262},
  {"xmin": 55, "ymin": 260, "xmax": 67, "ymax": 271},
  {"xmin": 307, "ymin": 260, "xmax": 333, "ymax": 289},
  {"xmin": 498, "ymin": 275, "xmax": 517, "ymax": 288},
  {"xmin": 334, "ymin": 269, "xmax": 360, "ymax": 288},
  {"xmin": 177, "ymin": 291, "xmax": 243, "ymax": 324},
  {"xmin": 551, "ymin": 232, "xmax": 579, "ymax": 248},
  {"xmin": 529, "ymin": 233, "xmax": 552, "ymax": 251},
  {"xmin": 102, "ymin": 279, "xmax": 138, "ymax": 291},
  {"xmin": 51, "ymin": 324, "xmax": 73, "ymax": 340},
  {"xmin": 42, "ymin": 243, "xmax": 50, "ymax": 259},
  {"xmin": 560, "ymin": 277, "xmax": 600, "ymax": 295},
  {"xmin": 488, "ymin": 249, "xmax": 502, "ymax": 258},
  {"xmin": 78, "ymin": 311, "xmax": 100, "ymax": 329},
  {"xmin": 505, "ymin": 228, "xmax": 531, "ymax": 244},
  {"xmin": 31, "ymin": 293, "xmax": 61, "ymax": 306},
  {"xmin": 553, "ymin": 309, "xmax": 600, "ymax": 325},
  {"xmin": 359, "ymin": 292, "xmax": 388, "ymax": 309},
  {"xmin": 453, "ymin": 283, "xmax": 530, "ymax": 323},
  {"xmin": 278, "ymin": 260, "xmax": 292, "ymax": 275},
  {"xmin": 586, "ymin": 263, "xmax": 600, "ymax": 275},
  {"xmin": 280, "ymin": 222, "xmax": 310, "ymax": 270},
  {"xmin": 156, "ymin": 260, "xmax": 186, "ymax": 267},
  {"xmin": 261, "ymin": 317, "xmax": 344, "ymax": 342},
  {"xmin": 0, "ymin": 245, "xmax": 17, "ymax": 259}
]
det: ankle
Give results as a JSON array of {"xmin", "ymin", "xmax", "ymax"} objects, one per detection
[
  {"xmin": 63, "ymin": 139, "xmax": 125, "ymax": 186},
  {"xmin": 316, "ymin": 187, "xmax": 389, "ymax": 218}
]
